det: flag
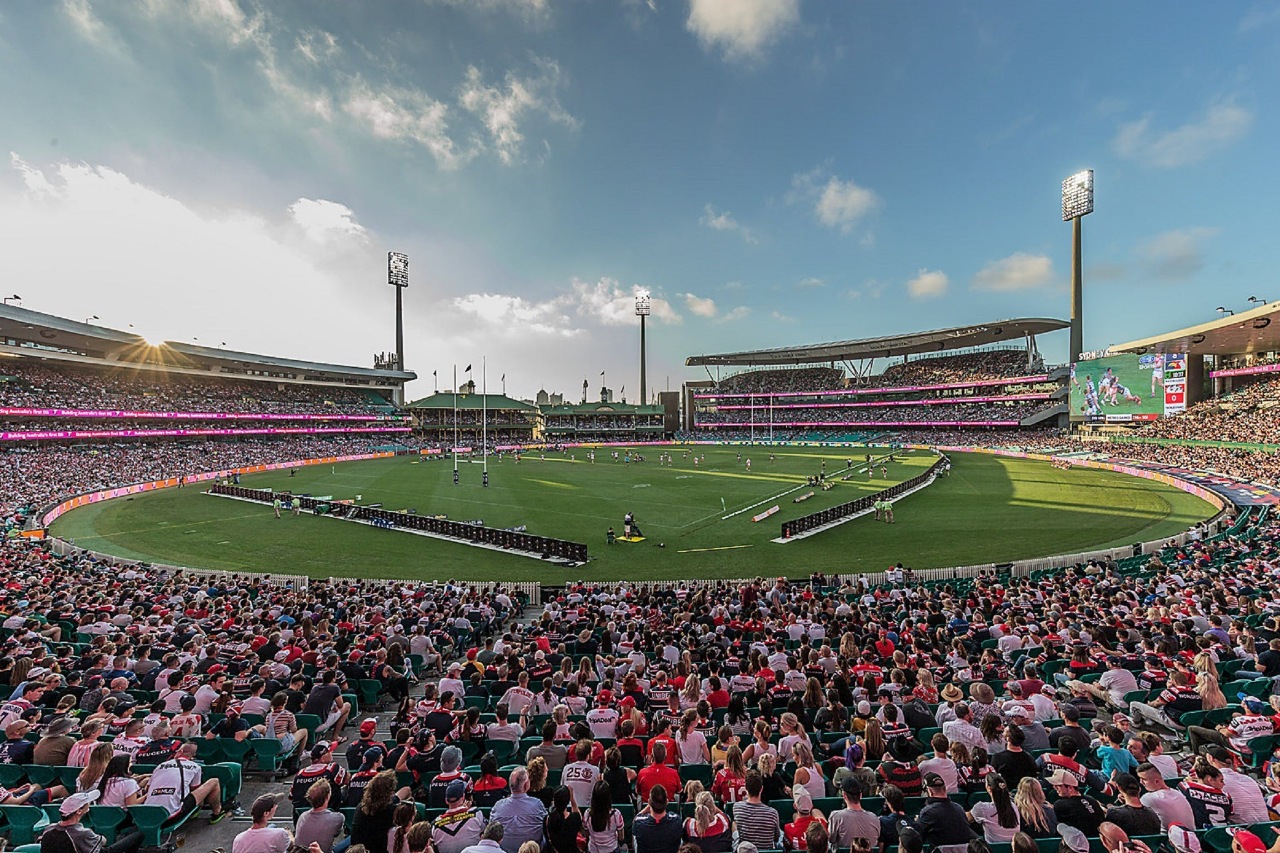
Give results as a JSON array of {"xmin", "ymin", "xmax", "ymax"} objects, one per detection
[
  {"xmin": 432, "ymin": 370, "xmax": 437, "ymax": 377},
  {"xmin": 465, "ymin": 364, "xmax": 472, "ymax": 373},
  {"xmin": 600, "ymin": 370, "xmax": 605, "ymax": 376},
  {"xmin": 501, "ymin": 374, "xmax": 505, "ymax": 382}
]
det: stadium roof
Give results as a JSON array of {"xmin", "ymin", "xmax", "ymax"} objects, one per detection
[
  {"xmin": 0, "ymin": 304, "xmax": 415, "ymax": 384},
  {"xmin": 1110, "ymin": 300, "xmax": 1280, "ymax": 356},
  {"xmin": 407, "ymin": 393, "xmax": 535, "ymax": 411},
  {"xmin": 685, "ymin": 318, "xmax": 1068, "ymax": 367}
]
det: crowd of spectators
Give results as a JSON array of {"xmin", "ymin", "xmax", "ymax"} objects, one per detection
[
  {"xmin": 0, "ymin": 419, "xmax": 409, "ymax": 436},
  {"xmin": 716, "ymin": 369, "xmax": 846, "ymax": 395},
  {"xmin": 1216, "ymin": 354, "xmax": 1280, "ymax": 372},
  {"xmin": 4, "ymin": 510, "xmax": 1279, "ymax": 853},
  {"xmin": 1134, "ymin": 379, "xmax": 1280, "ymax": 445},
  {"xmin": 0, "ymin": 363, "xmax": 395, "ymax": 416},
  {"xmin": 0, "ymin": 436, "xmax": 420, "ymax": 529},
  {"xmin": 697, "ymin": 402, "xmax": 1057, "ymax": 428},
  {"xmin": 873, "ymin": 352, "xmax": 1046, "ymax": 388}
]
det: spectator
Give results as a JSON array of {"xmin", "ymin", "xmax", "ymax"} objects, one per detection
[
  {"xmin": 233, "ymin": 794, "xmax": 295, "ymax": 853},
  {"xmin": 295, "ymin": 781, "xmax": 347, "ymax": 853},
  {"xmin": 490, "ymin": 767, "xmax": 548, "ymax": 853},
  {"xmin": 634, "ymin": 784, "xmax": 682, "ymax": 853}
]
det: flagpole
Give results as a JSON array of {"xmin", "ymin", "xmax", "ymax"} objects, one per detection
[
  {"xmin": 458, "ymin": 363, "xmax": 463, "ymax": 473},
  {"xmin": 482, "ymin": 357, "xmax": 488, "ymax": 474}
]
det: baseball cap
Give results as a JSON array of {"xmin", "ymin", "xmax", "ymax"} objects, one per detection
[
  {"xmin": 359, "ymin": 719, "xmax": 378, "ymax": 736},
  {"xmin": 619, "ymin": 696, "xmax": 636, "ymax": 708},
  {"xmin": 1168, "ymin": 825, "xmax": 1202, "ymax": 853},
  {"xmin": 1232, "ymin": 831, "xmax": 1267, "ymax": 853},
  {"xmin": 1058, "ymin": 826, "xmax": 1089, "ymax": 853},
  {"xmin": 251, "ymin": 793, "xmax": 285, "ymax": 821},
  {"xmin": 362, "ymin": 747, "xmax": 383, "ymax": 768},
  {"xmin": 1002, "ymin": 701, "xmax": 1029, "ymax": 718},
  {"xmin": 446, "ymin": 779, "xmax": 468, "ymax": 802},
  {"xmin": 311, "ymin": 741, "xmax": 335, "ymax": 759},
  {"xmin": 923, "ymin": 772, "xmax": 946, "ymax": 789},
  {"xmin": 596, "ymin": 689, "xmax": 614, "ymax": 705},
  {"xmin": 1045, "ymin": 769, "xmax": 1079, "ymax": 787},
  {"xmin": 60, "ymin": 790, "xmax": 100, "ymax": 816},
  {"xmin": 1242, "ymin": 696, "xmax": 1269, "ymax": 714}
]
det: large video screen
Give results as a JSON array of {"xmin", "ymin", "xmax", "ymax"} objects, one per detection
[{"xmin": 1070, "ymin": 353, "xmax": 1186, "ymax": 422}]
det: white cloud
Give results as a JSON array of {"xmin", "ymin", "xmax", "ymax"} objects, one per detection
[
  {"xmin": 295, "ymin": 29, "xmax": 339, "ymax": 65},
  {"xmin": 686, "ymin": 0, "xmax": 800, "ymax": 62},
  {"xmin": 62, "ymin": 0, "xmax": 128, "ymax": 56},
  {"xmin": 458, "ymin": 61, "xmax": 578, "ymax": 166},
  {"xmin": 451, "ymin": 292, "xmax": 578, "ymax": 337},
  {"xmin": 343, "ymin": 80, "xmax": 465, "ymax": 169},
  {"xmin": 571, "ymin": 278, "xmax": 681, "ymax": 325},
  {"xmin": 769, "ymin": 310, "xmax": 797, "ymax": 323},
  {"xmin": 428, "ymin": 0, "xmax": 550, "ymax": 21},
  {"xmin": 719, "ymin": 306, "xmax": 751, "ymax": 323},
  {"xmin": 0, "ymin": 153, "xmax": 387, "ymax": 365},
  {"xmin": 288, "ymin": 198, "xmax": 367, "ymax": 243},
  {"xmin": 796, "ymin": 277, "xmax": 825, "ymax": 289},
  {"xmin": 1113, "ymin": 100, "xmax": 1253, "ymax": 168},
  {"xmin": 684, "ymin": 293, "xmax": 718, "ymax": 317},
  {"xmin": 791, "ymin": 169, "xmax": 881, "ymax": 234},
  {"xmin": 1136, "ymin": 227, "xmax": 1220, "ymax": 280},
  {"xmin": 906, "ymin": 269, "xmax": 948, "ymax": 300},
  {"xmin": 972, "ymin": 252, "xmax": 1054, "ymax": 292},
  {"xmin": 699, "ymin": 203, "xmax": 757, "ymax": 243}
]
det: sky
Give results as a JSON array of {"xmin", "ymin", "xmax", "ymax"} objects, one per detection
[{"xmin": 2, "ymin": 1, "xmax": 1279, "ymax": 403}]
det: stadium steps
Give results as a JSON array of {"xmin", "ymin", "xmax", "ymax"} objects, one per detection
[{"xmin": 1020, "ymin": 402, "xmax": 1066, "ymax": 425}]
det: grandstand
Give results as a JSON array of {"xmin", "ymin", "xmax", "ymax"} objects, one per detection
[
  {"xmin": 0, "ymin": 305, "xmax": 417, "ymax": 528},
  {"xmin": 540, "ymin": 400, "xmax": 666, "ymax": 443},
  {"xmin": 407, "ymin": 392, "xmax": 539, "ymax": 447},
  {"xmin": 684, "ymin": 320, "xmax": 1068, "ymax": 438}
]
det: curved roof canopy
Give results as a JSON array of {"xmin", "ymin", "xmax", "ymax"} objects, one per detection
[
  {"xmin": 685, "ymin": 318, "xmax": 1067, "ymax": 367},
  {"xmin": 1110, "ymin": 300, "xmax": 1280, "ymax": 356}
]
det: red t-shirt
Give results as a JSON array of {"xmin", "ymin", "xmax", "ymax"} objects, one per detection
[{"xmin": 637, "ymin": 763, "xmax": 681, "ymax": 803}]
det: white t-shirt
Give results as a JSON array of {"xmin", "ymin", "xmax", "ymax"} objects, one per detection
[
  {"xmin": 562, "ymin": 760, "xmax": 601, "ymax": 806},
  {"xmin": 99, "ymin": 776, "xmax": 141, "ymax": 808},
  {"xmin": 586, "ymin": 708, "xmax": 619, "ymax": 739},
  {"xmin": 677, "ymin": 730, "xmax": 708, "ymax": 764},
  {"xmin": 970, "ymin": 801, "xmax": 1020, "ymax": 843},
  {"xmin": 232, "ymin": 825, "xmax": 293, "ymax": 853},
  {"xmin": 145, "ymin": 757, "xmax": 203, "ymax": 816}
]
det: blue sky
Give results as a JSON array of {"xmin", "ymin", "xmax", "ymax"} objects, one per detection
[{"xmin": 1, "ymin": 0, "xmax": 1278, "ymax": 401}]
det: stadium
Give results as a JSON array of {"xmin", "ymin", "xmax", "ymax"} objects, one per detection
[{"xmin": 7, "ymin": 6, "xmax": 1280, "ymax": 853}]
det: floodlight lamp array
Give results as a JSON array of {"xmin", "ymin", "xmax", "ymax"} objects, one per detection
[
  {"xmin": 635, "ymin": 290, "xmax": 652, "ymax": 316},
  {"xmin": 388, "ymin": 252, "xmax": 410, "ymax": 288},
  {"xmin": 1061, "ymin": 169, "xmax": 1094, "ymax": 221}
]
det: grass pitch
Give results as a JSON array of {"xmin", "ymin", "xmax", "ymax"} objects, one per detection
[{"xmin": 49, "ymin": 447, "xmax": 1216, "ymax": 581}]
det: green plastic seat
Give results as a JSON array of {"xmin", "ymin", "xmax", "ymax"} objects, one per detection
[
  {"xmin": 127, "ymin": 805, "xmax": 178, "ymax": 847},
  {"xmin": 0, "ymin": 804, "xmax": 50, "ymax": 844},
  {"xmin": 87, "ymin": 805, "xmax": 128, "ymax": 843}
]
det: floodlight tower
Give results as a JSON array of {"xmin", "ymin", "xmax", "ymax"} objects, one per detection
[
  {"xmin": 388, "ymin": 252, "xmax": 409, "ymax": 404},
  {"xmin": 1062, "ymin": 170, "xmax": 1094, "ymax": 362},
  {"xmin": 636, "ymin": 290, "xmax": 651, "ymax": 406}
]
